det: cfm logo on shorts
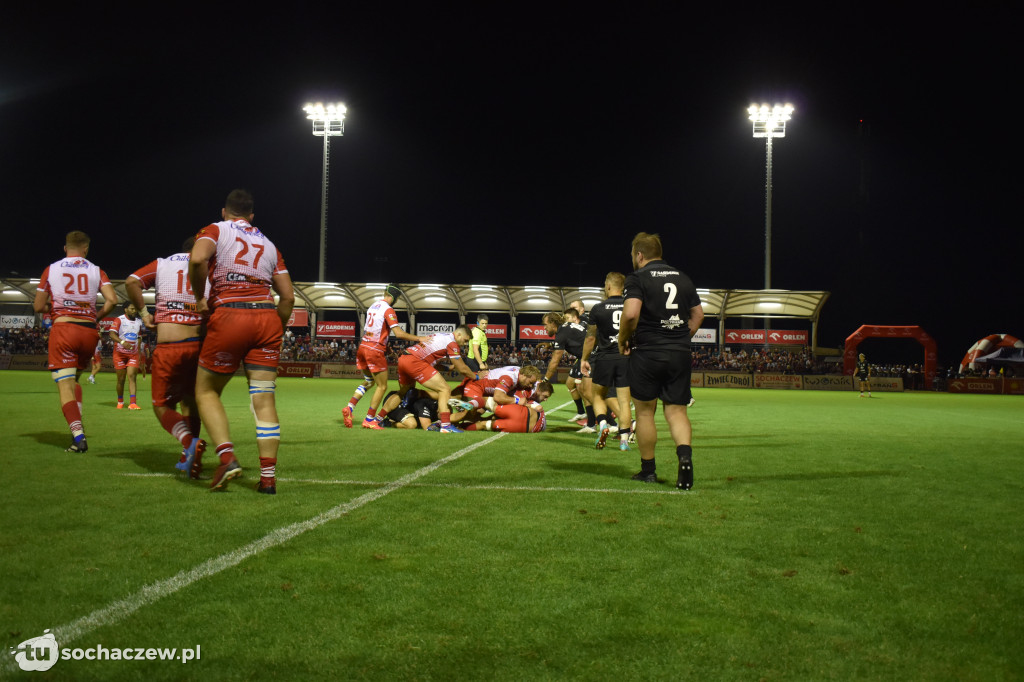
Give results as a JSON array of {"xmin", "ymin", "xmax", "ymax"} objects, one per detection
[{"xmin": 9, "ymin": 629, "xmax": 59, "ymax": 672}]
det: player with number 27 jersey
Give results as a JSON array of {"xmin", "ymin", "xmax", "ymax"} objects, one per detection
[{"xmin": 197, "ymin": 219, "xmax": 287, "ymax": 307}]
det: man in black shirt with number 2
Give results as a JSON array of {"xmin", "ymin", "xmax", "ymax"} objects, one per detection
[{"xmin": 618, "ymin": 232, "xmax": 704, "ymax": 489}]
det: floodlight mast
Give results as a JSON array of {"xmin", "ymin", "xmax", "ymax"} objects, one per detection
[
  {"xmin": 748, "ymin": 103, "xmax": 793, "ymax": 290},
  {"xmin": 304, "ymin": 102, "xmax": 347, "ymax": 282}
]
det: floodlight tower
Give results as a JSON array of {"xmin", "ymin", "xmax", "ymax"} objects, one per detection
[
  {"xmin": 303, "ymin": 102, "xmax": 347, "ymax": 282},
  {"xmin": 748, "ymin": 103, "xmax": 793, "ymax": 290}
]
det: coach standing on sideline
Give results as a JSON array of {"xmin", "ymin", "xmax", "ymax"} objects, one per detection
[{"xmin": 617, "ymin": 232, "xmax": 703, "ymax": 489}]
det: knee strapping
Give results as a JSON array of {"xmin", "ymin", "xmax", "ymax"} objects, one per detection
[
  {"xmin": 255, "ymin": 419, "xmax": 281, "ymax": 440},
  {"xmin": 249, "ymin": 380, "xmax": 276, "ymax": 396}
]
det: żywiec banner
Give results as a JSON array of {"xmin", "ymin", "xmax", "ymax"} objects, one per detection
[
  {"xmin": 703, "ymin": 372, "xmax": 753, "ymax": 388},
  {"xmin": 316, "ymin": 321, "xmax": 356, "ymax": 338},
  {"xmin": 518, "ymin": 325, "xmax": 554, "ymax": 341},
  {"xmin": 690, "ymin": 373, "xmax": 704, "ymax": 387},
  {"xmin": 723, "ymin": 329, "xmax": 808, "ymax": 345},
  {"xmin": 469, "ymin": 324, "xmax": 508, "ymax": 339},
  {"xmin": 754, "ymin": 373, "xmax": 804, "ymax": 390}
]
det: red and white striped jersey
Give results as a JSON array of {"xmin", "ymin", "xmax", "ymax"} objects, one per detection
[
  {"xmin": 360, "ymin": 299, "xmax": 399, "ymax": 351},
  {"xmin": 129, "ymin": 252, "xmax": 209, "ymax": 325},
  {"xmin": 476, "ymin": 366, "xmax": 520, "ymax": 396},
  {"xmin": 111, "ymin": 315, "xmax": 144, "ymax": 352},
  {"xmin": 38, "ymin": 258, "xmax": 111, "ymax": 322},
  {"xmin": 406, "ymin": 333, "xmax": 462, "ymax": 366},
  {"xmin": 194, "ymin": 219, "xmax": 287, "ymax": 307}
]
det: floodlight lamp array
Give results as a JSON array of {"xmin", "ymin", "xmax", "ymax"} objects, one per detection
[
  {"xmin": 304, "ymin": 102, "xmax": 346, "ymax": 136},
  {"xmin": 748, "ymin": 103, "xmax": 794, "ymax": 138}
]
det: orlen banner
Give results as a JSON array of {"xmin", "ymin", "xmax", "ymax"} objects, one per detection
[
  {"xmin": 723, "ymin": 329, "xmax": 808, "ymax": 345},
  {"xmin": 519, "ymin": 325, "xmax": 554, "ymax": 341},
  {"xmin": 287, "ymin": 309, "xmax": 309, "ymax": 327},
  {"xmin": 316, "ymin": 321, "xmax": 356, "ymax": 338},
  {"xmin": 469, "ymin": 324, "xmax": 508, "ymax": 339},
  {"xmin": 278, "ymin": 362, "xmax": 316, "ymax": 378}
]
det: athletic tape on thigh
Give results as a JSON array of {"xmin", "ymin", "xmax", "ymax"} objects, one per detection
[
  {"xmin": 255, "ymin": 419, "xmax": 281, "ymax": 440},
  {"xmin": 52, "ymin": 367, "xmax": 77, "ymax": 382}
]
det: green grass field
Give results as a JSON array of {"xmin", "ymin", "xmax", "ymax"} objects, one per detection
[{"xmin": 1, "ymin": 370, "xmax": 1022, "ymax": 681}]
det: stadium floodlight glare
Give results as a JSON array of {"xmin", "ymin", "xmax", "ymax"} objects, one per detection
[
  {"xmin": 303, "ymin": 102, "xmax": 347, "ymax": 283},
  {"xmin": 748, "ymin": 103, "xmax": 794, "ymax": 290}
]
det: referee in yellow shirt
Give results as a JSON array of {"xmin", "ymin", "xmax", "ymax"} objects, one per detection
[{"xmin": 467, "ymin": 314, "xmax": 489, "ymax": 373}]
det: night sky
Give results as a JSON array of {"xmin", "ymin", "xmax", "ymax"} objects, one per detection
[{"xmin": 1, "ymin": 8, "xmax": 1018, "ymax": 367}]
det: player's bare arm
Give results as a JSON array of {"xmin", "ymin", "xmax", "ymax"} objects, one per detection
[
  {"xmin": 450, "ymin": 356, "xmax": 477, "ymax": 382},
  {"xmin": 272, "ymin": 272, "xmax": 295, "ymax": 329},
  {"xmin": 125, "ymin": 279, "xmax": 156, "ymax": 329},
  {"xmin": 687, "ymin": 304, "xmax": 704, "ymax": 338},
  {"xmin": 542, "ymin": 349, "xmax": 564, "ymax": 383},
  {"xmin": 580, "ymin": 325, "xmax": 597, "ymax": 375},
  {"xmin": 97, "ymin": 283, "xmax": 118, "ymax": 321},
  {"xmin": 617, "ymin": 298, "xmax": 641, "ymax": 355},
  {"xmin": 32, "ymin": 289, "xmax": 51, "ymax": 315},
  {"xmin": 188, "ymin": 238, "xmax": 215, "ymax": 315}
]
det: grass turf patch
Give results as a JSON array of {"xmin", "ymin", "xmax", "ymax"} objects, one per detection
[{"xmin": 1, "ymin": 371, "xmax": 1022, "ymax": 680}]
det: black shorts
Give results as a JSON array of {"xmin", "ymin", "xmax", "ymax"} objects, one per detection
[
  {"xmin": 465, "ymin": 357, "xmax": 482, "ymax": 373},
  {"xmin": 411, "ymin": 398, "xmax": 438, "ymax": 423},
  {"xmin": 857, "ymin": 373, "xmax": 868, "ymax": 381},
  {"xmin": 590, "ymin": 352, "xmax": 629, "ymax": 390},
  {"xmin": 386, "ymin": 407, "xmax": 415, "ymax": 426},
  {"xmin": 568, "ymin": 358, "xmax": 583, "ymax": 380},
  {"xmin": 628, "ymin": 348, "xmax": 692, "ymax": 404}
]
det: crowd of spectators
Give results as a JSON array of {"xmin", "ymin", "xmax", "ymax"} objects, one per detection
[{"xmin": 7, "ymin": 323, "xmax": 1018, "ymax": 383}]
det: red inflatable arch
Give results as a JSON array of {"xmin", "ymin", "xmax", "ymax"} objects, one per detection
[
  {"xmin": 959, "ymin": 334, "xmax": 1023, "ymax": 372},
  {"xmin": 843, "ymin": 325, "xmax": 938, "ymax": 390}
]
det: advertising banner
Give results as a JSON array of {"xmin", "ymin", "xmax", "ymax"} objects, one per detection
[
  {"xmin": 469, "ymin": 324, "xmax": 508, "ymax": 339},
  {"xmin": 692, "ymin": 329, "xmax": 716, "ymax": 344},
  {"xmin": 754, "ymin": 374, "xmax": 803, "ymax": 390},
  {"xmin": 702, "ymin": 372, "xmax": 753, "ymax": 388},
  {"xmin": 9, "ymin": 355, "xmax": 48, "ymax": 370},
  {"xmin": 518, "ymin": 325, "xmax": 554, "ymax": 341},
  {"xmin": 0, "ymin": 315, "xmax": 35, "ymax": 329},
  {"xmin": 723, "ymin": 330, "xmax": 764, "ymax": 344},
  {"xmin": 946, "ymin": 378, "xmax": 1002, "ymax": 395},
  {"xmin": 690, "ymin": 372, "xmax": 704, "ymax": 387},
  {"xmin": 723, "ymin": 329, "xmax": 808, "ymax": 345},
  {"xmin": 801, "ymin": 375, "xmax": 854, "ymax": 391},
  {"xmin": 1004, "ymin": 379, "xmax": 1024, "ymax": 396},
  {"xmin": 287, "ymin": 309, "xmax": 309, "ymax": 327},
  {"xmin": 320, "ymin": 363, "xmax": 398, "ymax": 380},
  {"xmin": 0, "ymin": 356, "xmax": 11, "ymax": 370},
  {"xmin": 765, "ymin": 330, "xmax": 808, "ymax": 345},
  {"xmin": 278, "ymin": 362, "xmax": 316, "ymax": 378},
  {"xmin": 417, "ymin": 323, "xmax": 456, "ymax": 336},
  {"xmin": 316, "ymin": 321, "xmax": 356, "ymax": 338},
  {"xmin": 867, "ymin": 377, "xmax": 904, "ymax": 392},
  {"xmin": 99, "ymin": 318, "xmax": 117, "ymax": 332}
]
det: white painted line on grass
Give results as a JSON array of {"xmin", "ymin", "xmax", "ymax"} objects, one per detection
[{"xmin": 29, "ymin": 432, "xmax": 507, "ymax": 655}]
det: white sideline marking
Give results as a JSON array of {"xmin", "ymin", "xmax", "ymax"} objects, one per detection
[{"xmin": 34, "ymin": 432, "xmax": 507, "ymax": 652}]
